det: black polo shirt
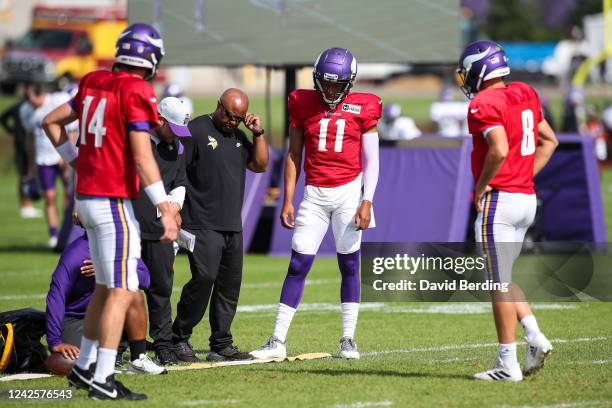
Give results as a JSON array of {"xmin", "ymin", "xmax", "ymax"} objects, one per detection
[
  {"xmin": 133, "ymin": 134, "xmax": 187, "ymax": 240},
  {"xmin": 182, "ymin": 114, "xmax": 252, "ymax": 232}
]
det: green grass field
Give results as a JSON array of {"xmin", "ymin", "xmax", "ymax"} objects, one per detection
[{"xmin": 0, "ymin": 101, "xmax": 611, "ymax": 407}]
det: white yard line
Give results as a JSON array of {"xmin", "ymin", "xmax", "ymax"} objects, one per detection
[
  {"xmin": 181, "ymin": 399, "xmax": 241, "ymax": 406},
  {"xmin": 333, "ymin": 401, "xmax": 393, "ymax": 408},
  {"xmin": 361, "ymin": 336, "xmax": 610, "ymax": 357},
  {"xmin": 497, "ymin": 400, "xmax": 612, "ymax": 408}
]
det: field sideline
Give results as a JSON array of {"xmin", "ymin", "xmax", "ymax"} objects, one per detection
[{"xmin": 0, "ymin": 127, "xmax": 611, "ymax": 406}]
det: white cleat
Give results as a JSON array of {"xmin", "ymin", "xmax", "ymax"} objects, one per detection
[
  {"xmin": 523, "ymin": 333, "xmax": 553, "ymax": 376},
  {"xmin": 250, "ymin": 336, "xmax": 287, "ymax": 359},
  {"xmin": 48, "ymin": 236, "xmax": 58, "ymax": 249},
  {"xmin": 474, "ymin": 358, "xmax": 523, "ymax": 382},
  {"xmin": 127, "ymin": 353, "xmax": 168, "ymax": 375},
  {"xmin": 339, "ymin": 337, "xmax": 360, "ymax": 360},
  {"xmin": 20, "ymin": 206, "xmax": 42, "ymax": 218}
]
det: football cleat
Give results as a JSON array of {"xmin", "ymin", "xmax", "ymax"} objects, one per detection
[
  {"xmin": 250, "ymin": 336, "xmax": 287, "ymax": 360},
  {"xmin": 206, "ymin": 345, "xmax": 254, "ymax": 362},
  {"xmin": 127, "ymin": 353, "xmax": 167, "ymax": 375},
  {"xmin": 339, "ymin": 337, "xmax": 360, "ymax": 360},
  {"xmin": 155, "ymin": 348, "xmax": 178, "ymax": 366},
  {"xmin": 48, "ymin": 236, "xmax": 58, "ymax": 249},
  {"xmin": 67, "ymin": 364, "xmax": 94, "ymax": 390},
  {"xmin": 89, "ymin": 374, "xmax": 147, "ymax": 400},
  {"xmin": 172, "ymin": 341, "xmax": 201, "ymax": 363},
  {"xmin": 523, "ymin": 333, "xmax": 553, "ymax": 376},
  {"xmin": 20, "ymin": 206, "xmax": 42, "ymax": 218},
  {"xmin": 474, "ymin": 358, "xmax": 523, "ymax": 382}
]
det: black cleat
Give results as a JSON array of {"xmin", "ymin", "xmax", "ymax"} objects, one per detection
[
  {"xmin": 173, "ymin": 341, "xmax": 201, "ymax": 363},
  {"xmin": 155, "ymin": 347, "xmax": 178, "ymax": 366},
  {"xmin": 88, "ymin": 374, "xmax": 147, "ymax": 400},
  {"xmin": 67, "ymin": 363, "xmax": 94, "ymax": 390},
  {"xmin": 206, "ymin": 345, "xmax": 254, "ymax": 362}
]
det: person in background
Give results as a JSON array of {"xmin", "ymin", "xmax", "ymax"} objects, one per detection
[
  {"xmin": 132, "ymin": 97, "xmax": 190, "ymax": 366},
  {"xmin": 379, "ymin": 103, "xmax": 421, "ymax": 141},
  {"xmin": 0, "ymin": 96, "xmax": 42, "ymax": 218},
  {"xmin": 45, "ymin": 232, "xmax": 166, "ymax": 375},
  {"xmin": 163, "ymin": 83, "xmax": 194, "ymax": 117},
  {"xmin": 584, "ymin": 105, "xmax": 607, "ymax": 161},
  {"xmin": 430, "ymin": 87, "xmax": 469, "ymax": 137},
  {"xmin": 20, "ymin": 83, "xmax": 76, "ymax": 248}
]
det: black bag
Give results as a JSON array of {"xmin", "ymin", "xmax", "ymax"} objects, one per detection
[{"xmin": 0, "ymin": 308, "xmax": 48, "ymax": 373}]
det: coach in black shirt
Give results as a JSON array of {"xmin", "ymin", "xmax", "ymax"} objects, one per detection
[
  {"xmin": 132, "ymin": 97, "xmax": 189, "ymax": 365},
  {"xmin": 172, "ymin": 88, "xmax": 268, "ymax": 362}
]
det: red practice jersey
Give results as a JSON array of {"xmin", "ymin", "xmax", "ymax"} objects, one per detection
[
  {"xmin": 289, "ymin": 89, "xmax": 381, "ymax": 187},
  {"xmin": 468, "ymin": 82, "xmax": 543, "ymax": 195},
  {"xmin": 71, "ymin": 70, "xmax": 159, "ymax": 199}
]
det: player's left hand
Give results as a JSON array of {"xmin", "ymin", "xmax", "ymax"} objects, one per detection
[
  {"xmin": 244, "ymin": 113, "xmax": 263, "ymax": 135},
  {"xmin": 355, "ymin": 200, "xmax": 372, "ymax": 230},
  {"xmin": 474, "ymin": 185, "xmax": 493, "ymax": 213},
  {"xmin": 80, "ymin": 259, "xmax": 95, "ymax": 277}
]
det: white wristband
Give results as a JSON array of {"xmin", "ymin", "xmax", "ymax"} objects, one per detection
[
  {"xmin": 57, "ymin": 141, "xmax": 78, "ymax": 163},
  {"xmin": 144, "ymin": 180, "xmax": 167, "ymax": 206}
]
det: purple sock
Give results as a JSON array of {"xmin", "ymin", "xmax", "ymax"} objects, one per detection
[
  {"xmin": 279, "ymin": 250, "xmax": 315, "ymax": 309},
  {"xmin": 338, "ymin": 250, "xmax": 360, "ymax": 303},
  {"xmin": 49, "ymin": 227, "xmax": 58, "ymax": 238}
]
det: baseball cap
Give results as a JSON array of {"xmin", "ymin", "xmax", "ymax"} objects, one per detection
[{"xmin": 158, "ymin": 97, "xmax": 191, "ymax": 137}]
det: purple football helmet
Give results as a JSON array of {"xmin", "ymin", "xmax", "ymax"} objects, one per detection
[
  {"xmin": 313, "ymin": 47, "xmax": 357, "ymax": 109},
  {"xmin": 115, "ymin": 23, "xmax": 165, "ymax": 80},
  {"xmin": 456, "ymin": 40, "xmax": 510, "ymax": 99}
]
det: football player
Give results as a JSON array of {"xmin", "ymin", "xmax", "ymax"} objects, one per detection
[
  {"xmin": 251, "ymin": 47, "xmax": 380, "ymax": 360},
  {"xmin": 42, "ymin": 23, "xmax": 178, "ymax": 399},
  {"xmin": 456, "ymin": 40, "xmax": 558, "ymax": 381}
]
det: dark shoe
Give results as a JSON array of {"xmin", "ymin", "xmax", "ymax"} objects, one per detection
[
  {"xmin": 155, "ymin": 347, "xmax": 178, "ymax": 366},
  {"xmin": 115, "ymin": 351, "xmax": 124, "ymax": 368},
  {"xmin": 67, "ymin": 363, "xmax": 94, "ymax": 390},
  {"xmin": 88, "ymin": 374, "xmax": 147, "ymax": 400},
  {"xmin": 173, "ymin": 341, "xmax": 201, "ymax": 363},
  {"xmin": 206, "ymin": 345, "xmax": 254, "ymax": 362}
]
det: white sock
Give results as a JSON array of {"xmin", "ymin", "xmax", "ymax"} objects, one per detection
[
  {"xmin": 272, "ymin": 303, "xmax": 296, "ymax": 343},
  {"xmin": 93, "ymin": 348, "xmax": 117, "ymax": 383},
  {"xmin": 341, "ymin": 302, "xmax": 359, "ymax": 339},
  {"xmin": 520, "ymin": 314, "xmax": 542, "ymax": 343},
  {"xmin": 76, "ymin": 337, "xmax": 98, "ymax": 370},
  {"xmin": 498, "ymin": 343, "xmax": 518, "ymax": 368}
]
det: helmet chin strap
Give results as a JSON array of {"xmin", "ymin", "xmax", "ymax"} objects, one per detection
[{"xmin": 315, "ymin": 77, "xmax": 351, "ymax": 109}]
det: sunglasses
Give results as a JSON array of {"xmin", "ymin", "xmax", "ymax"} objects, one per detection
[{"xmin": 218, "ymin": 100, "xmax": 245, "ymax": 123}]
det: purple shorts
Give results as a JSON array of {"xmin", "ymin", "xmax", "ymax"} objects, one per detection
[{"xmin": 37, "ymin": 164, "xmax": 65, "ymax": 192}]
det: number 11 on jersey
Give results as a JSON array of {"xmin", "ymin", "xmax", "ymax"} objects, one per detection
[{"xmin": 318, "ymin": 118, "xmax": 345, "ymax": 152}]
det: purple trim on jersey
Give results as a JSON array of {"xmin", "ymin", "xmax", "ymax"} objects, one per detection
[
  {"xmin": 178, "ymin": 141, "xmax": 184, "ymax": 155},
  {"xmin": 127, "ymin": 121, "xmax": 153, "ymax": 132},
  {"xmin": 482, "ymin": 190, "xmax": 500, "ymax": 283},
  {"xmin": 37, "ymin": 164, "xmax": 63, "ymax": 192},
  {"xmin": 110, "ymin": 198, "xmax": 127, "ymax": 289},
  {"xmin": 68, "ymin": 98, "xmax": 77, "ymax": 112},
  {"xmin": 338, "ymin": 250, "xmax": 360, "ymax": 303},
  {"xmin": 279, "ymin": 250, "xmax": 315, "ymax": 309}
]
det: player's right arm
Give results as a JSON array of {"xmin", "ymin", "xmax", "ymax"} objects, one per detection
[
  {"xmin": 129, "ymin": 130, "xmax": 178, "ymax": 242},
  {"xmin": 533, "ymin": 119, "xmax": 558, "ymax": 176},
  {"xmin": 42, "ymin": 103, "xmax": 79, "ymax": 167},
  {"xmin": 281, "ymin": 125, "xmax": 304, "ymax": 229}
]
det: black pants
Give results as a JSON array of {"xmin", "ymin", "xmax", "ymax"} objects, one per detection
[
  {"xmin": 142, "ymin": 239, "xmax": 176, "ymax": 350},
  {"xmin": 61, "ymin": 316, "xmax": 84, "ymax": 347},
  {"xmin": 172, "ymin": 229, "xmax": 243, "ymax": 351}
]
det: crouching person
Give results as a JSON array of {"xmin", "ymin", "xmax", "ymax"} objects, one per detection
[{"xmin": 45, "ymin": 232, "xmax": 166, "ymax": 374}]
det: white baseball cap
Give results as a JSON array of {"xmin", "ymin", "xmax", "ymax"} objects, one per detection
[{"xmin": 158, "ymin": 97, "xmax": 191, "ymax": 137}]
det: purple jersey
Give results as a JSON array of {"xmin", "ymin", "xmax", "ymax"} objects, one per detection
[{"xmin": 45, "ymin": 233, "xmax": 150, "ymax": 350}]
